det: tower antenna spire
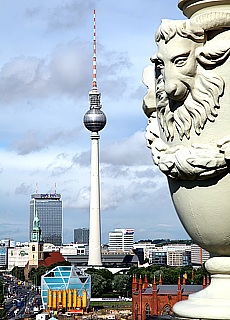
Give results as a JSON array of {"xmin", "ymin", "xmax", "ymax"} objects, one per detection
[{"xmin": 92, "ymin": 9, "xmax": 97, "ymax": 92}]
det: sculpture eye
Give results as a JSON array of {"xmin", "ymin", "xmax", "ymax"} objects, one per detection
[{"xmin": 172, "ymin": 53, "xmax": 189, "ymax": 67}]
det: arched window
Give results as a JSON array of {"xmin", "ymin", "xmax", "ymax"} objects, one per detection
[
  {"xmin": 32, "ymin": 245, "xmax": 35, "ymax": 252},
  {"xmin": 145, "ymin": 304, "xmax": 151, "ymax": 319},
  {"xmin": 135, "ymin": 303, "xmax": 138, "ymax": 320},
  {"xmin": 161, "ymin": 304, "xmax": 172, "ymax": 315}
]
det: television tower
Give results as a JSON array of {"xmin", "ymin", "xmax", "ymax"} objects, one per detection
[{"xmin": 83, "ymin": 10, "xmax": 106, "ymax": 266}]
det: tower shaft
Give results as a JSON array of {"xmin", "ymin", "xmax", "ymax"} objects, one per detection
[{"xmin": 88, "ymin": 132, "xmax": 102, "ymax": 266}]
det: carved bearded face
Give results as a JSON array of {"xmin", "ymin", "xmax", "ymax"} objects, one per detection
[
  {"xmin": 149, "ymin": 22, "xmax": 225, "ymax": 141},
  {"xmin": 156, "ymin": 35, "xmax": 201, "ymax": 102},
  {"xmin": 143, "ymin": 18, "xmax": 229, "ymax": 181}
]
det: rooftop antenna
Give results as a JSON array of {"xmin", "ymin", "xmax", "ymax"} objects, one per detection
[
  {"xmin": 92, "ymin": 9, "xmax": 97, "ymax": 92},
  {"xmin": 36, "ymin": 183, "xmax": 38, "ymax": 194},
  {"xmin": 54, "ymin": 182, "xmax": 57, "ymax": 194}
]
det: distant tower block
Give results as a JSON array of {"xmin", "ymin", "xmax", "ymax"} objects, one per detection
[{"xmin": 83, "ymin": 9, "xmax": 106, "ymax": 266}]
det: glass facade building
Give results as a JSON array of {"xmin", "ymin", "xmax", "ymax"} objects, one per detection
[
  {"xmin": 73, "ymin": 228, "xmax": 89, "ymax": 244},
  {"xmin": 41, "ymin": 265, "xmax": 91, "ymax": 310},
  {"xmin": 30, "ymin": 193, "xmax": 63, "ymax": 246}
]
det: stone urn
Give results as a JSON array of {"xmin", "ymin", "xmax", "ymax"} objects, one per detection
[{"xmin": 142, "ymin": 0, "xmax": 230, "ymax": 318}]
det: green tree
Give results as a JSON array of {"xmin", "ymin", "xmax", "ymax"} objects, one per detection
[
  {"xmin": 86, "ymin": 268, "xmax": 114, "ymax": 297},
  {"xmin": 11, "ymin": 266, "xmax": 25, "ymax": 281},
  {"xmin": 128, "ymin": 264, "xmax": 206, "ymax": 286},
  {"xmin": 97, "ymin": 268, "xmax": 113, "ymax": 293},
  {"xmin": 113, "ymin": 274, "xmax": 130, "ymax": 296},
  {"xmin": 192, "ymin": 265, "xmax": 208, "ymax": 284},
  {"xmin": 36, "ymin": 265, "xmax": 48, "ymax": 286},
  {"xmin": 28, "ymin": 267, "xmax": 38, "ymax": 286},
  {"xmin": 90, "ymin": 273, "xmax": 107, "ymax": 297}
]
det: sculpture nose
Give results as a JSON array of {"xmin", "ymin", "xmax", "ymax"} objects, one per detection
[{"xmin": 164, "ymin": 81, "xmax": 177, "ymax": 98}]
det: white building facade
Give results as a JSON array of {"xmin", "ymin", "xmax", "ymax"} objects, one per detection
[
  {"xmin": 43, "ymin": 243, "xmax": 87, "ymax": 256},
  {"xmin": 191, "ymin": 243, "xmax": 210, "ymax": 265},
  {"xmin": 8, "ymin": 246, "xmax": 29, "ymax": 271},
  {"xmin": 108, "ymin": 229, "xmax": 134, "ymax": 253}
]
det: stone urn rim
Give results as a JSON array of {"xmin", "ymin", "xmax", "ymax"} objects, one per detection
[{"xmin": 178, "ymin": 0, "xmax": 230, "ymax": 18}]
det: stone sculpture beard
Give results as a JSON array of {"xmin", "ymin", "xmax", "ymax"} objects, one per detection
[
  {"xmin": 145, "ymin": 71, "xmax": 228, "ymax": 180},
  {"xmin": 156, "ymin": 66, "xmax": 223, "ymax": 141}
]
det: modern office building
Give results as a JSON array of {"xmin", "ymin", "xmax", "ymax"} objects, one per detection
[
  {"xmin": 151, "ymin": 244, "xmax": 191, "ymax": 266},
  {"xmin": 30, "ymin": 193, "xmax": 63, "ymax": 246},
  {"xmin": 133, "ymin": 241, "xmax": 157, "ymax": 264},
  {"xmin": 74, "ymin": 228, "xmax": 89, "ymax": 244},
  {"xmin": 152, "ymin": 251, "xmax": 167, "ymax": 265},
  {"xmin": 191, "ymin": 243, "xmax": 210, "ymax": 265},
  {"xmin": 108, "ymin": 228, "xmax": 134, "ymax": 253}
]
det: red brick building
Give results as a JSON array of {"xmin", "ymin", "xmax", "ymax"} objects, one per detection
[{"xmin": 132, "ymin": 275, "xmax": 209, "ymax": 320}]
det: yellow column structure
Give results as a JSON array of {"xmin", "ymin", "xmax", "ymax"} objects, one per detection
[
  {"xmin": 67, "ymin": 289, "xmax": 72, "ymax": 310},
  {"xmin": 62, "ymin": 290, "xmax": 67, "ymax": 310},
  {"xmin": 77, "ymin": 295, "xmax": 82, "ymax": 308},
  {"xmin": 82, "ymin": 290, "xmax": 87, "ymax": 308},
  {"xmin": 47, "ymin": 290, "xmax": 52, "ymax": 310},
  {"xmin": 73, "ymin": 289, "xmax": 77, "ymax": 308},
  {"xmin": 52, "ymin": 291, "xmax": 57, "ymax": 310},
  {"xmin": 57, "ymin": 290, "xmax": 62, "ymax": 309}
]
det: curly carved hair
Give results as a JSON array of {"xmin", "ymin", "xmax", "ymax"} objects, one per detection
[{"xmin": 155, "ymin": 19, "xmax": 205, "ymax": 44}]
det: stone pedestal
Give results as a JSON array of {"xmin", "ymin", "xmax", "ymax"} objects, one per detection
[{"xmin": 173, "ymin": 258, "xmax": 230, "ymax": 319}]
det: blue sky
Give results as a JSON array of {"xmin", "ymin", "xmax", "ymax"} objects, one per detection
[{"xmin": 0, "ymin": 0, "xmax": 189, "ymax": 244}]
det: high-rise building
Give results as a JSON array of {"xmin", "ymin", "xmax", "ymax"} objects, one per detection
[
  {"xmin": 108, "ymin": 229, "xmax": 134, "ymax": 253},
  {"xmin": 29, "ymin": 193, "xmax": 63, "ymax": 246},
  {"xmin": 74, "ymin": 228, "xmax": 89, "ymax": 244}
]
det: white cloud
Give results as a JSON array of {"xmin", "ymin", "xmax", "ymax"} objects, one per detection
[{"xmin": 101, "ymin": 131, "xmax": 152, "ymax": 166}]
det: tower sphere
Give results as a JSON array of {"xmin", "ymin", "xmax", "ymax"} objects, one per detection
[{"xmin": 83, "ymin": 108, "xmax": 106, "ymax": 132}]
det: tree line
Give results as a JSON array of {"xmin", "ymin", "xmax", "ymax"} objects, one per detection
[{"xmin": 10, "ymin": 263, "xmax": 208, "ymax": 298}]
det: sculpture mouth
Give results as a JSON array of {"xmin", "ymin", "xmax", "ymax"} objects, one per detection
[
  {"xmin": 168, "ymin": 99, "xmax": 184, "ymax": 112},
  {"xmin": 167, "ymin": 88, "xmax": 189, "ymax": 103}
]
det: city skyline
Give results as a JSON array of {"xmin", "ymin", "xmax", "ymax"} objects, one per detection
[{"xmin": 0, "ymin": 0, "xmax": 189, "ymax": 244}]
